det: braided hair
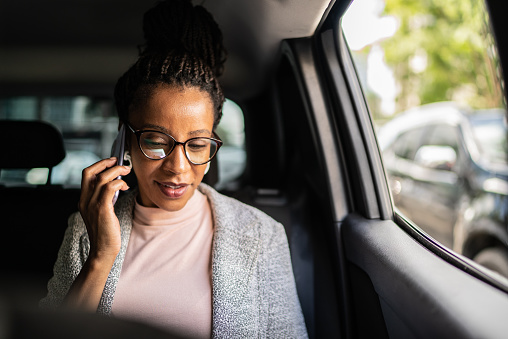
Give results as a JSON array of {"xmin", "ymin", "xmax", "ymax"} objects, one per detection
[{"xmin": 114, "ymin": 0, "xmax": 227, "ymax": 129}]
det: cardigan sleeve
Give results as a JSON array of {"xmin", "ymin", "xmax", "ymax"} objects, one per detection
[
  {"xmin": 264, "ymin": 221, "xmax": 308, "ymax": 338},
  {"xmin": 39, "ymin": 212, "xmax": 89, "ymax": 309}
]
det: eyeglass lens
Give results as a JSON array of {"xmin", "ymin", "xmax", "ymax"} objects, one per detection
[{"xmin": 139, "ymin": 131, "xmax": 219, "ymax": 164}]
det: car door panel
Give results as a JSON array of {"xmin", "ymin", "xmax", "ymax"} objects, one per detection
[
  {"xmin": 293, "ymin": 1, "xmax": 508, "ymax": 337},
  {"xmin": 343, "ymin": 213, "xmax": 508, "ymax": 338}
]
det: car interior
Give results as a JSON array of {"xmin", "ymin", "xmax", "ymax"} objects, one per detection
[{"xmin": 2, "ymin": 0, "xmax": 508, "ymax": 338}]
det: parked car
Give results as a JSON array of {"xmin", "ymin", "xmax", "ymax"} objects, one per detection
[
  {"xmin": 1, "ymin": 0, "xmax": 508, "ymax": 338},
  {"xmin": 378, "ymin": 102, "xmax": 508, "ymax": 276}
]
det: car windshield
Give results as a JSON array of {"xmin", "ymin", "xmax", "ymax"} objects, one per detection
[{"xmin": 470, "ymin": 112, "xmax": 508, "ymax": 165}]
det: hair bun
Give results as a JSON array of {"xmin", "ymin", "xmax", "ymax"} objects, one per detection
[{"xmin": 142, "ymin": 0, "xmax": 226, "ymax": 77}]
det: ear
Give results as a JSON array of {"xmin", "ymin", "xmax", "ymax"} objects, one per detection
[
  {"xmin": 123, "ymin": 151, "xmax": 133, "ymax": 169},
  {"xmin": 204, "ymin": 162, "xmax": 211, "ymax": 175}
]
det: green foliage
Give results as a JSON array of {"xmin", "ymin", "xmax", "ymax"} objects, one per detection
[{"xmin": 380, "ymin": 0, "xmax": 504, "ymax": 113}]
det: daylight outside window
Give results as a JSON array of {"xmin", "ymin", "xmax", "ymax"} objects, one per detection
[
  {"xmin": 0, "ymin": 96, "xmax": 116, "ymax": 186},
  {"xmin": 342, "ymin": 0, "xmax": 508, "ymax": 279},
  {"xmin": 215, "ymin": 99, "xmax": 246, "ymax": 190}
]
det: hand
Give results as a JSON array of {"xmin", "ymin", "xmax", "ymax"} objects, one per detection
[{"xmin": 79, "ymin": 157, "xmax": 131, "ymax": 264}]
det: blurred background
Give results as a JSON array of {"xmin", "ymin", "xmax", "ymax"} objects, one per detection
[{"xmin": 342, "ymin": 0, "xmax": 508, "ymax": 278}]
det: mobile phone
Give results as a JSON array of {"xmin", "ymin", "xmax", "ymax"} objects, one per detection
[{"xmin": 111, "ymin": 124, "xmax": 126, "ymax": 205}]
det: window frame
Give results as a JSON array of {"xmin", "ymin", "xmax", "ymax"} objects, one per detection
[{"xmin": 330, "ymin": 1, "xmax": 508, "ymax": 294}]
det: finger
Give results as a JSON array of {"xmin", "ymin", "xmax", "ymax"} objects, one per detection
[
  {"xmin": 80, "ymin": 158, "xmax": 120, "ymax": 212},
  {"xmin": 89, "ymin": 166, "xmax": 131, "ymax": 208},
  {"xmin": 95, "ymin": 165, "xmax": 131, "ymax": 187},
  {"xmin": 81, "ymin": 158, "xmax": 117, "ymax": 195},
  {"xmin": 95, "ymin": 178, "xmax": 130, "ymax": 211}
]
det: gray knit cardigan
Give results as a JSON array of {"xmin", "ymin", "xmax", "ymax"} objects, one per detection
[{"xmin": 40, "ymin": 183, "xmax": 308, "ymax": 338}]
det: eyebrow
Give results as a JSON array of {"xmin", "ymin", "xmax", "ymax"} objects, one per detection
[{"xmin": 141, "ymin": 124, "xmax": 211, "ymax": 137}]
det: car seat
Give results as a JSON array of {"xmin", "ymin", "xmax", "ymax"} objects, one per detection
[{"xmin": 0, "ymin": 120, "xmax": 81, "ymax": 306}]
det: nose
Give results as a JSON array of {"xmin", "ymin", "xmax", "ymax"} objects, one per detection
[{"xmin": 162, "ymin": 144, "xmax": 191, "ymax": 174}]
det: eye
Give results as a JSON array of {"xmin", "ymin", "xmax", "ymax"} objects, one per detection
[
  {"xmin": 144, "ymin": 138, "xmax": 167, "ymax": 146},
  {"xmin": 142, "ymin": 132, "xmax": 169, "ymax": 148},
  {"xmin": 187, "ymin": 139, "xmax": 209, "ymax": 152}
]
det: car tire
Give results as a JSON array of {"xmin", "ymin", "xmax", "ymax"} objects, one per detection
[{"xmin": 473, "ymin": 247, "xmax": 508, "ymax": 278}]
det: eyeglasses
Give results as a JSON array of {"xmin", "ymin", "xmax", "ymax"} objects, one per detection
[{"xmin": 125, "ymin": 123, "xmax": 222, "ymax": 165}]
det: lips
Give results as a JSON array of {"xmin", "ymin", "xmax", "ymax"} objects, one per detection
[{"xmin": 156, "ymin": 181, "xmax": 189, "ymax": 198}]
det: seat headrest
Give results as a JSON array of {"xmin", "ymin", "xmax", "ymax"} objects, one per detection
[{"xmin": 0, "ymin": 120, "xmax": 66, "ymax": 169}]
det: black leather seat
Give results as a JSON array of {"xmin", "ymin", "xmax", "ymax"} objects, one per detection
[{"xmin": 0, "ymin": 120, "xmax": 81, "ymax": 305}]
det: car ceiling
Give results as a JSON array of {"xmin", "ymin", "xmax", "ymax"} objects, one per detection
[{"xmin": 0, "ymin": 0, "xmax": 335, "ymax": 99}]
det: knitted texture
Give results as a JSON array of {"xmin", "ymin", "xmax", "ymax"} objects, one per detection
[{"xmin": 40, "ymin": 184, "xmax": 308, "ymax": 338}]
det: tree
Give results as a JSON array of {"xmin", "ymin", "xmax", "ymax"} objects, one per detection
[{"xmin": 381, "ymin": 0, "xmax": 504, "ymax": 114}]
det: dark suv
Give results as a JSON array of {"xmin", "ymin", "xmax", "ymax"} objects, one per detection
[{"xmin": 379, "ymin": 102, "xmax": 508, "ymax": 276}]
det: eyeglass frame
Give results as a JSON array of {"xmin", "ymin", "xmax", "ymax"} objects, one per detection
[{"xmin": 124, "ymin": 123, "xmax": 223, "ymax": 165}]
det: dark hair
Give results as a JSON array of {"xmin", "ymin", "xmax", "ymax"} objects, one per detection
[{"xmin": 114, "ymin": 0, "xmax": 227, "ymax": 129}]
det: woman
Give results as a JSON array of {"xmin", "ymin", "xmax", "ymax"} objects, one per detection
[{"xmin": 41, "ymin": 1, "xmax": 307, "ymax": 338}]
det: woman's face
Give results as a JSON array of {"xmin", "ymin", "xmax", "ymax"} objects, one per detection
[{"xmin": 128, "ymin": 85, "xmax": 215, "ymax": 211}]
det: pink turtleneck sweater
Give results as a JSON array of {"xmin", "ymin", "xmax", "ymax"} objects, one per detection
[{"xmin": 111, "ymin": 190, "xmax": 214, "ymax": 338}]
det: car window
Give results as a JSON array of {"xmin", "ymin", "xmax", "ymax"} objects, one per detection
[
  {"xmin": 425, "ymin": 125, "xmax": 459, "ymax": 150},
  {"xmin": 470, "ymin": 111, "xmax": 508, "ymax": 165},
  {"xmin": 0, "ymin": 96, "xmax": 246, "ymax": 189},
  {"xmin": 391, "ymin": 127, "xmax": 426, "ymax": 160},
  {"xmin": 0, "ymin": 96, "xmax": 114, "ymax": 186},
  {"xmin": 342, "ymin": 0, "xmax": 508, "ymax": 279},
  {"xmin": 214, "ymin": 99, "xmax": 246, "ymax": 190}
]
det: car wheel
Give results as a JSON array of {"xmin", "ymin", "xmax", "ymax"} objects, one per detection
[{"xmin": 473, "ymin": 247, "xmax": 508, "ymax": 278}]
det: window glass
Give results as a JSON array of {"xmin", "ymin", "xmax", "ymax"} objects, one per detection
[
  {"xmin": 469, "ymin": 111, "xmax": 508, "ymax": 164},
  {"xmin": 0, "ymin": 97, "xmax": 246, "ymax": 189},
  {"xmin": 215, "ymin": 99, "xmax": 246, "ymax": 190},
  {"xmin": 426, "ymin": 125, "xmax": 459, "ymax": 150},
  {"xmin": 342, "ymin": 0, "xmax": 508, "ymax": 279},
  {"xmin": 391, "ymin": 127, "xmax": 425, "ymax": 160},
  {"xmin": 0, "ymin": 96, "xmax": 116, "ymax": 186}
]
